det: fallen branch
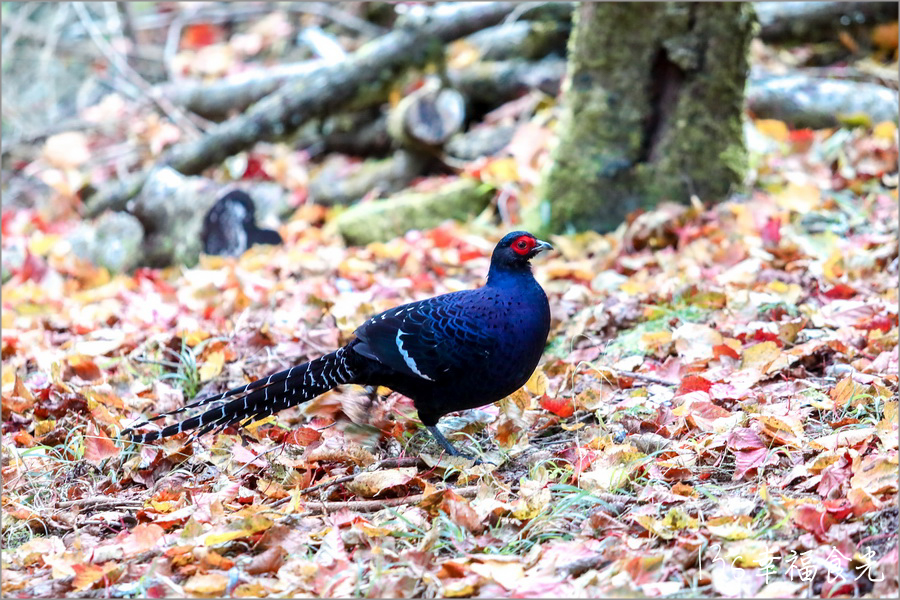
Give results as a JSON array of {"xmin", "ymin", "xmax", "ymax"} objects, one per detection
[
  {"xmin": 465, "ymin": 19, "xmax": 570, "ymax": 61},
  {"xmin": 449, "ymin": 58, "xmax": 566, "ymax": 105},
  {"xmin": 84, "ymin": 2, "xmax": 517, "ymax": 218},
  {"xmin": 270, "ymin": 457, "xmax": 426, "ymax": 508},
  {"xmin": 308, "ymin": 151, "xmax": 427, "ymax": 206},
  {"xmin": 56, "ymin": 497, "xmax": 143, "ymax": 510},
  {"xmin": 747, "ymin": 74, "xmax": 899, "ymax": 128},
  {"xmin": 756, "ymin": 2, "xmax": 899, "ymax": 44},
  {"xmin": 298, "ymin": 484, "xmax": 480, "ymax": 514},
  {"xmin": 613, "ymin": 370, "xmax": 679, "ymax": 387}
]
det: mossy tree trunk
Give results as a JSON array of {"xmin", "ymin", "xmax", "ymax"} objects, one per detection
[{"xmin": 528, "ymin": 2, "xmax": 753, "ymax": 235}]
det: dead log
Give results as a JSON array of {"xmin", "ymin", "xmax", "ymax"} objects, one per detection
[
  {"xmin": 387, "ymin": 78, "xmax": 467, "ymax": 148},
  {"xmin": 445, "ymin": 123, "xmax": 517, "ymax": 161},
  {"xmin": 464, "ymin": 19, "xmax": 571, "ymax": 61},
  {"xmin": 127, "ymin": 168, "xmax": 291, "ymax": 267},
  {"xmin": 747, "ymin": 74, "xmax": 899, "ymax": 129},
  {"xmin": 164, "ymin": 61, "xmax": 326, "ymax": 122},
  {"xmin": 307, "ymin": 150, "xmax": 426, "ymax": 206},
  {"xmin": 756, "ymin": 2, "xmax": 899, "ymax": 45},
  {"xmin": 84, "ymin": 2, "xmax": 517, "ymax": 218},
  {"xmin": 449, "ymin": 58, "xmax": 566, "ymax": 106}
]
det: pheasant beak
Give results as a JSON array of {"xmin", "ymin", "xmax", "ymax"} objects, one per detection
[{"xmin": 534, "ymin": 240, "xmax": 553, "ymax": 254}]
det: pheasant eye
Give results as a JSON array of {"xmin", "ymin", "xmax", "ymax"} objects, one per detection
[{"xmin": 512, "ymin": 236, "xmax": 533, "ymax": 255}]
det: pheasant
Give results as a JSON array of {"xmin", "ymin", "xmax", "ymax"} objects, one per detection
[{"xmin": 124, "ymin": 231, "xmax": 552, "ymax": 457}]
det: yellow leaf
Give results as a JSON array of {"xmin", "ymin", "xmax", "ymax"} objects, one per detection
[
  {"xmin": 755, "ymin": 414, "xmax": 804, "ymax": 448},
  {"xmin": 725, "ymin": 539, "xmax": 776, "ymax": 567},
  {"xmin": 873, "ymin": 121, "xmax": 897, "ymax": 141},
  {"xmin": 741, "ymin": 341, "xmax": 781, "ymax": 372},
  {"xmin": 198, "ymin": 350, "xmax": 225, "ymax": 382},
  {"xmin": 525, "ymin": 369, "xmax": 548, "ymax": 396},
  {"xmin": 149, "ymin": 500, "xmax": 176, "ymax": 513},
  {"xmin": 850, "ymin": 453, "xmax": 898, "ymax": 495},
  {"xmin": 28, "ymin": 233, "xmax": 61, "ymax": 257},
  {"xmin": 180, "ymin": 330, "xmax": 210, "ymax": 347},
  {"xmin": 775, "ymin": 182, "xmax": 821, "ymax": 213},
  {"xmin": 823, "ymin": 250, "xmax": 844, "ymax": 283},
  {"xmin": 640, "ymin": 330, "xmax": 673, "ymax": 354},
  {"xmin": 204, "ymin": 515, "xmax": 273, "ymax": 546},
  {"xmin": 706, "ymin": 515, "xmax": 756, "ymax": 540},
  {"xmin": 633, "ymin": 508, "xmax": 698, "ymax": 540},
  {"xmin": 184, "ymin": 573, "xmax": 228, "ymax": 597},
  {"xmin": 754, "ymin": 119, "xmax": 789, "ymax": 142}
]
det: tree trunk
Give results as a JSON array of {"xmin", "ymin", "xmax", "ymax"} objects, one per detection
[{"xmin": 529, "ymin": 2, "xmax": 753, "ymax": 234}]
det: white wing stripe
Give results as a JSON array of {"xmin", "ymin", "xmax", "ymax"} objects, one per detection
[{"xmin": 395, "ymin": 330, "xmax": 434, "ymax": 380}]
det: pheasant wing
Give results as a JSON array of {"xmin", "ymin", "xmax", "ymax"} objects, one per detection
[{"xmin": 352, "ymin": 294, "xmax": 493, "ymax": 381}]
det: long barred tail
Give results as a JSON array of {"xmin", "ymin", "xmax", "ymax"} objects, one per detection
[{"xmin": 122, "ymin": 347, "xmax": 355, "ymax": 444}]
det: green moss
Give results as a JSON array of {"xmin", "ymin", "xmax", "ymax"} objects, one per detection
[
  {"xmin": 335, "ymin": 178, "xmax": 495, "ymax": 245},
  {"xmin": 532, "ymin": 2, "xmax": 753, "ymax": 234}
]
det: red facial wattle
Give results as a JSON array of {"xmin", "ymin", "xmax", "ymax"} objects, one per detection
[{"xmin": 512, "ymin": 235, "xmax": 537, "ymax": 256}]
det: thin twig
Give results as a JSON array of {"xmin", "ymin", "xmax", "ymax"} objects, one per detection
[
  {"xmin": 293, "ymin": 484, "xmax": 480, "ymax": 515},
  {"xmin": 232, "ymin": 443, "xmax": 286, "ymax": 476},
  {"xmin": 270, "ymin": 456, "xmax": 426, "ymax": 508},
  {"xmin": 613, "ymin": 370, "xmax": 679, "ymax": 387},
  {"xmin": 71, "ymin": 2, "xmax": 203, "ymax": 137},
  {"xmin": 56, "ymin": 497, "xmax": 143, "ymax": 509}
]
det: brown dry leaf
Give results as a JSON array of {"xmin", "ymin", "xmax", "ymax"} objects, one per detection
[
  {"xmin": 809, "ymin": 427, "xmax": 876, "ymax": 451},
  {"xmin": 245, "ymin": 546, "xmax": 286, "ymax": 575},
  {"xmin": 419, "ymin": 489, "xmax": 484, "ymax": 533},
  {"xmin": 850, "ymin": 453, "xmax": 898, "ymax": 495},
  {"xmin": 876, "ymin": 401, "xmax": 898, "ymax": 449},
  {"xmin": 345, "ymin": 467, "xmax": 418, "ymax": 498},
  {"xmin": 306, "ymin": 439, "xmax": 375, "ymax": 466},
  {"xmin": 83, "ymin": 424, "xmax": 119, "ymax": 463},
  {"xmin": 511, "ymin": 477, "xmax": 551, "ymax": 520},
  {"xmin": 72, "ymin": 563, "xmax": 115, "ymax": 592},
  {"xmin": 755, "ymin": 414, "xmax": 804, "ymax": 448}
]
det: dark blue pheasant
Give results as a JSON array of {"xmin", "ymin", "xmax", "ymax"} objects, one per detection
[{"xmin": 123, "ymin": 231, "xmax": 552, "ymax": 456}]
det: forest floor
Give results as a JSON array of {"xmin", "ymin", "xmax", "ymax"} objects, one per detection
[{"xmin": 2, "ymin": 121, "xmax": 897, "ymax": 598}]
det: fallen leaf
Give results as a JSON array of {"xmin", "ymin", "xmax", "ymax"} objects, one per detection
[
  {"xmin": 204, "ymin": 515, "xmax": 273, "ymax": 546},
  {"xmin": 850, "ymin": 453, "xmax": 898, "ymax": 495},
  {"xmin": 84, "ymin": 424, "xmax": 119, "ymax": 463},
  {"xmin": 809, "ymin": 427, "xmax": 875, "ymax": 451},
  {"xmin": 345, "ymin": 467, "xmax": 418, "ymax": 498},
  {"xmin": 121, "ymin": 523, "xmax": 164, "ymax": 556},
  {"xmin": 184, "ymin": 573, "xmax": 228, "ymax": 597},
  {"xmin": 198, "ymin": 349, "xmax": 225, "ymax": 382},
  {"xmin": 470, "ymin": 559, "xmax": 524, "ymax": 590}
]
